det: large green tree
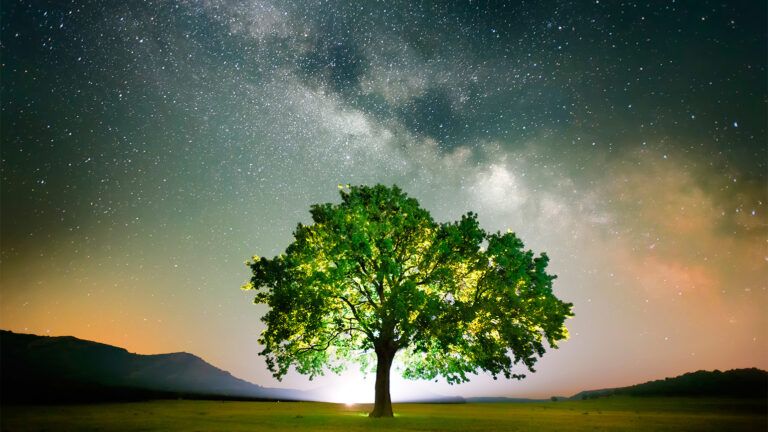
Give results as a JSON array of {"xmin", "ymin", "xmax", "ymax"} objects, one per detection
[{"xmin": 243, "ymin": 184, "xmax": 573, "ymax": 417}]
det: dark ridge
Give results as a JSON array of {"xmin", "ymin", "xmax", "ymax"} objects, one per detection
[
  {"xmin": 466, "ymin": 397, "xmax": 546, "ymax": 403},
  {"xmin": 571, "ymin": 368, "xmax": 768, "ymax": 400},
  {"xmin": 0, "ymin": 330, "xmax": 305, "ymax": 404}
]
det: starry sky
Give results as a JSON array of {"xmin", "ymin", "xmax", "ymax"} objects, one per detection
[{"xmin": 1, "ymin": 0, "xmax": 766, "ymax": 400}]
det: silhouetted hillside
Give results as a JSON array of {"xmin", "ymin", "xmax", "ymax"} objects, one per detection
[
  {"xmin": 0, "ymin": 330, "xmax": 304, "ymax": 403},
  {"xmin": 466, "ymin": 396, "xmax": 545, "ymax": 403},
  {"xmin": 572, "ymin": 368, "xmax": 768, "ymax": 400}
]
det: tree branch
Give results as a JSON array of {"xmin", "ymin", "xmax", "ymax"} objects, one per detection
[
  {"xmin": 295, "ymin": 331, "xmax": 342, "ymax": 354},
  {"xmin": 348, "ymin": 278, "xmax": 378, "ymax": 309},
  {"xmin": 472, "ymin": 266, "xmax": 492, "ymax": 307},
  {"xmin": 338, "ymin": 295, "xmax": 375, "ymax": 340}
]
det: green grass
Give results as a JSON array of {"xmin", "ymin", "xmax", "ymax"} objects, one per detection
[{"xmin": 2, "ymin": 397, "xmax": 765, "ymax": 431}]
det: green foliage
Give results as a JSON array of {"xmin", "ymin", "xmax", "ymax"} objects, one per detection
[{"xmin": 244, "ymin": 184, "xmax": 573, "ymax": 384}]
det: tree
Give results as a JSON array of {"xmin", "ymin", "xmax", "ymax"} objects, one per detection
[{"xmin": 243, "ymin": 184, "xmax": 573, "ymax": 417}]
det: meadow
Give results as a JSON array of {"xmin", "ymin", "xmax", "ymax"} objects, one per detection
[{"xmin": 2, "ymin": 397, "xmax": 765, "ymax": 432}]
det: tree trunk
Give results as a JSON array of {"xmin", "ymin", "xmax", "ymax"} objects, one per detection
[{"xmin": 369, "ymin": 347, "xmax": 395, "ymax": 417}]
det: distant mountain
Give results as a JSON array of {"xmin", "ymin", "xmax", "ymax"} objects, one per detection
[
  {"xmin": 571, "ymin": 368, "xmax": 768, "ymax": 400},
  {"xmin": 398, "ymin": 393, "xmax": 466, "ymax": 404},
  {"xmin": 466, "ymin": 396, "xmax": 545, "ymax": 403},
  {"xmin": 0, "ymin": 330, "xmax": 305, "ymax": 403}
]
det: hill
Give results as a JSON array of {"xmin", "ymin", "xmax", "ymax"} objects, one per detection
[
  {"xmin": 0, "ymin": 330, "xmax": 304, "ymax": 403},
  {"xmin": 572, "ymin": 368, "xmax": 768, "ymax": 400},
  {"xmin": 465, "ymin": 396, "xmax": 546, "ymax": 403}
]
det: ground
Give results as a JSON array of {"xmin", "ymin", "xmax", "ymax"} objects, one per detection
[{"xmin": 1, "ymin": 397, "xmax": 765, "ymax": 431}]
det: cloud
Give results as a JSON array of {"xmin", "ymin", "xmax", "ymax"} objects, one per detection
[
  {"xmin": 470, "ymin": 163, "xmax": 528, "ymax": 215},
  {"xmin": 202, "ymin": 0, "xmax": 295, "ymax": 41}
]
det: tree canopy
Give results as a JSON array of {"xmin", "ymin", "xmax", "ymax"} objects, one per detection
[{"xmin": 243, "ymin": 184, "xmax": 573, "ymax": 417}]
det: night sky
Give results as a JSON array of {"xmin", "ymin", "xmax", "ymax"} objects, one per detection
[{"xmin": 1, "ymin": 0, "xmax": 766, "ymax": 400}]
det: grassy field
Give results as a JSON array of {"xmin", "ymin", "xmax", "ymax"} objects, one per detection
[{"xmin": 1, "ymin": 397, "xmax": 765, "ymax": 431}]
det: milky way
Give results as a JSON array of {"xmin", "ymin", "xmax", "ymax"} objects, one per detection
[{"xmin": 1, "ymin": 1, "xmax": 766, "ymax": 398}]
